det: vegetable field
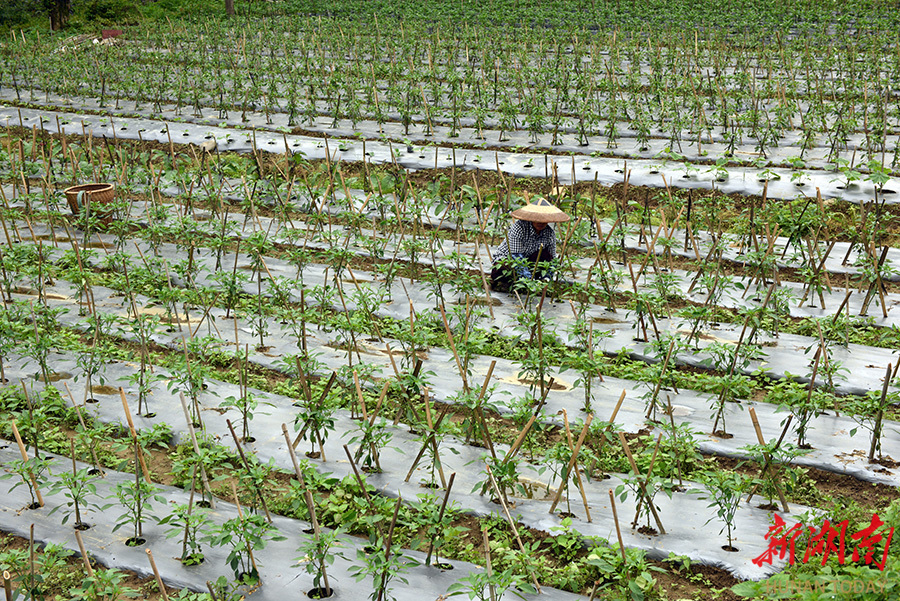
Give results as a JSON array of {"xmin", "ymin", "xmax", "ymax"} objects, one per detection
[{"xmin": 1, "ymin": 1, "xmax": 900, "ymax": 600}]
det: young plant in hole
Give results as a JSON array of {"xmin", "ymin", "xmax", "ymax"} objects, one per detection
[
  {"xmin": 293, "ymin": 385, "xmax": 337, "ymax": 460},
  {"xmin": 295, "ymin": 526, "xmax": 344, "ymax": 598},
  {"xmin": 110, "ymin": 477, "xmax": 164, "ymax": 546},
  {"xmin": 75, "ymin": 311, "xmax": 117, "ymax": 401},
  {"xmin": 769, "ymin": 380, "xmax": 829, "ymax": 449},
  {"xmin": 692, "ymin": 469, "xmax": 751, "ymax": 551},
  {"xmin": 615, "ymin": 468, "xmax": 672, "ymax": 535},
  {"xmin": 564, "ymin": 303, "xmax": 610, "ymax": 413},
  {"xmin": 121, "ymin": 310, "xmax": 161, "ymax": 416},
  {"xmin": 205, "ymin": 511, "xmax": 285, "ymax": 584},
  {"xmin": 220, "ymin": 347, "xmax": 271, "ymax": 444},
  {"xmin": 348, "ymin": 501, "xmax": 417, "ymax": 601},
  {"xmin": 170, "ymin": 433, "xmax": 232, "ymax": 507},
  {"xmin": 157, "ymin": 502, "xmax": 213, "ymax": 565},
  {"xmin": 1, "ymin": 454, "xmax": 53, "ymax": 509},
  {"xmin": 541, "ymin": 439, "xmax": 598, "ymax": 516},
  {"xmin": 845, "ymin": 383, "xmax": 898, "ymax": 463},
  {"xmin": 244, "ymin": 230, "xmax": 275, "ymax": 350},
  {"xmin": 475, "ymin": 454, "xmax": 524, "ymax": 508},
  {"xmin": 161, "ymin": 335, "xmax": 218, "ymax": 426},
  {"xmin": 48, "ymin": 448, "xmax": 105, "ymax": 530},
  {"xmin": 347, "ymin": 409, "xmax": 393, "ymax": 473},
  {"xmin": 739, "ymin": 439, "xmax": 809, "ymax": 510}
]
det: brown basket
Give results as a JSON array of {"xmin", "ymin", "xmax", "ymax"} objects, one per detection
[{"xmin": 64, "ymin": 183, "xmax": 116, "ymax": 221}]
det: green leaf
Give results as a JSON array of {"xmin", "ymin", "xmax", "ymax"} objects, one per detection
[{"xmin": 731, "ymin": 581, "xmax": 762, "ymax": 597}]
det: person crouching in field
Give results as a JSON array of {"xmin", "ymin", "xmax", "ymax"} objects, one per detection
[{"xmin": 490, "ymin": 196, "xmax": 569, "ymax": 293}]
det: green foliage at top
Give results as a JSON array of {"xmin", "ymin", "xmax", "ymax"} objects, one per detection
[{"xmin": 276, "ymin": 0, "xmax": 900, "ymax": 37}]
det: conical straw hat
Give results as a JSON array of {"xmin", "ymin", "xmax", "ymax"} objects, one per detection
[{"xmin": 510, "ymin": 196, "xmax": 570, "ymax": 223}]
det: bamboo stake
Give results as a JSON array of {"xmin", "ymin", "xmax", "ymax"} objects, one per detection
[
  {"xmin": 281, "ymin": 425, "xmax": 331, "ymax": 594},
  {"xmin": 608, "ymin": 490, "xmax": 628, "ymax": 564},
  {"xmin": 746, "ymin": 415, "xmax": 793, "ymax": 503},
  {"xmin": 119, "ymin": 388, "xmax": 152, "ymax": 484},
  {"xmin": 631, "ymin": 434, "xmax": 663, "ymax": 527},
  {"xmin": 376, "ymin": 497, "xmax": 403, "ymax": 601},
  {"xmin": 404, "ymin": 400, "xmax": 451, "ymax": 485},
  {"xmin": 225, "ymin": 419, "xmax": 272, "ymax": 523},
  {"xmin": 179, "ymin": 393, "xmax": 215, "ymax": 508},
  {"xmin": 646, "ymin": 339, "xmax": 676, "ymax": 420},
  {"xmin": 502, "ymin": 379, "xmax": 554, "ymax": 464},
  {"xmin": 292, "ymin": 372, "xmax": 337, "ymax": 458},
  {"xmin": 482, "ymin": 528, "xmax": 497, "ymax": 601},
  {"xmin": 62, "ymin": 383, "xmax": 102, "ymax": 474},
  {"xmin": 548, "ymin": 412, "xmax": 593, "ymax": 518},
  {"xmin": 617, "ymin": 432, "xmax": 666, "ymax": 534},
  {"xmin": 146, "ymin": 550, "xmax": 170, "ymax": 601},
  {"xmin": 484, "ymin": 464, "xmax": 542, "ymax": 593},
  {"xmin": 10, "ymin": 421, "xmax": 43, "ymax": 506},
  {"xmin": 341, "ymin": 445, "xmax": 385, "ymax": 539},
  {"xmin": 473, "ymin": 360, "xmax": 498, "ymax": 460},
  {"xmin": 74, "ymin": 530, "xmax": 95, "ymax": 577},
  {"xmin": 424, "ymin": 472, "xmax": 456, "ymax": 566},
  {"xmin": 595, "ymin": 390, "xmax": 627, "ymax": 469},
  {"xmin": 437, "ymin": 302, "xmax": 470, "ymax": 392},
  {"xmin": 204, "ymin": 581, "xmax": 220, "ymax": 601},
  {"xmin": 229, "ymin": 481, "xmax": 260, "ymax": 579},
  {"xmin": 746, "ymin": 408, "xmax": 790, "ymax": 512},
  {"xmin": 869, "ymin": 363, "xmax": 892, "ymax": 463}
]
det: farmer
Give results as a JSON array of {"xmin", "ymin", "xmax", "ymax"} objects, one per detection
[{"xmin": 490, "ymin": 196, "xmax": 569, "ymax": 293}]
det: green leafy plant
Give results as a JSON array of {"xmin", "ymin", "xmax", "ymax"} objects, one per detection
[
  {"xmin": 110, "ymin": 478, "xmax": 164, "ymax": 545},
  {"xmin": 295, "ymin": 527, "xmax": 344, "ymax": 598},
  {"xmin": 157, "ymin": 503, "xmax": 213, "ymax": 565},
  {"xmin": 48, "ymin": 464, "xmax": 105, "ymax": 530},
  {"xmin": 205, "ymin": 512, "xmax": 285, "ymax": 584},
  {"xmin": 692, "ymin": 470, "xmax": 751, "ymax": 550},
  {"xmin": 1, "ymin": 454, "xmax": 53, "ymax": 509}
]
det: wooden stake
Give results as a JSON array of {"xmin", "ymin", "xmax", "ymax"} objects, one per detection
[
  {"xmin": 484, "ymin": 464, "xmax": 541, "ymax": 593},
  {"xmin": 2, "ymin": 570, "xmax": 12, "ymax": 601},
  {"xmin": 179, "ymin": 393, "xmax": 215, "ymax": 508},
  {"xmin": 608, "ymin": 490, "xmax": 628, "ymax": 564},
  {"xmin": 10, "ymin": 421, "xmax": 43, "ymax": 506},
  {"xmin": 146, "ymin": 549, "xmax": 170, "ymax": 601},
  {"xmin": 425, "ymin": 472, "xmax": 456, "ymax": 565},
  {"xmin": 746, "ymin": 407, "xmax": 790, "ymax": 512},
  {"xmin": 617, "ymin": 432, "xmax": 666, "ymax": 534},
  {"xmin": 548, "ymin": 412, "xmax": 593, "ymax": 518},
  {"xmin": 74, "ymin": 530, "xmax": 94, "ymax": 577},
  {"xmin": 119, "ymin": 388, "xmax": 152, "ymax": 484},
  {"xmin": 225, "ymin": 419, "xmax": 272, "ymax": 523},
  {"xmin": 869, "ymin": 363, "xmax": 892, "ymax": 462}
]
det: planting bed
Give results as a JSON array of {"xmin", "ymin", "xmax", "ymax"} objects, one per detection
[{"xmin": 3, "ymin": 2, "xmax": 900, "ymax": 600}]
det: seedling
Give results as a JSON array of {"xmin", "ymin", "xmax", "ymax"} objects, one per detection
[{"xmin": 692, "ymin": 469, "xmax": 751, "ymax": 551}]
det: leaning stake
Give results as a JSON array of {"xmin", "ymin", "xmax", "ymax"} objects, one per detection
[
  {"xmin": 424, "ymin": 472, "xmax": 456, "ymax": 566},
  {"xmin": 146, "ymin": 549, "xmax": 170, "ymax": 601},
  {"xmin": 869, "ymin": 363, "xmax": 892, "ymax": 463},
  {"xmin": 74, "ymin": 530, "xmax": 94, "ymax": 577},
  {"xmin": 10, "ymin": 421, "xmax": 43, "ymax": 506}
]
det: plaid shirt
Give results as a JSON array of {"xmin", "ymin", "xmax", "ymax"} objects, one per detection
[{"xmin": 493, "ymin": 220, "xmax": 556, "ymax": 264}]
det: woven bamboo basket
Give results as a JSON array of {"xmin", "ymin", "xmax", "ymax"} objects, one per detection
[{"xmin": 64, "ymin": 183, "xmax": 116, "ymax": 223}]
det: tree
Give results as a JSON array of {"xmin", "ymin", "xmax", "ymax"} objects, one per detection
[{"xmin": 45, "ymin": 0, "xmax": 71, "ymax": 30}]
